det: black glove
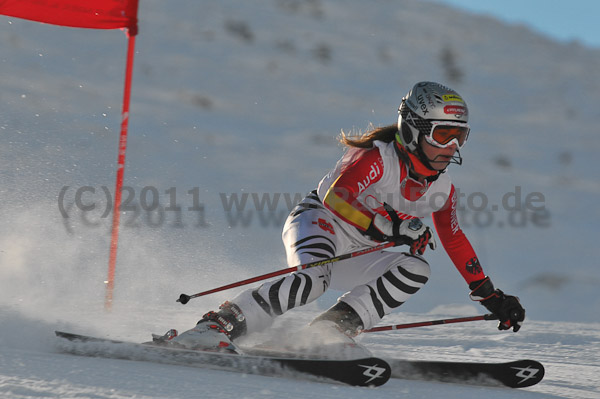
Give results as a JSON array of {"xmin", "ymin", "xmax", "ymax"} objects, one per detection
[
  {"xmin": 469, "ymin": 277, "xmax": 525, "ymax": 332},
  {"xmin": 366, "ymin": 203, "xmax": 436, "ymax": 255}
]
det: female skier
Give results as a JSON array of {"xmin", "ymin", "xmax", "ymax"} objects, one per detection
[{"xmin": 169, "ymin": 81, "xmax": 525, "ymax": 352}]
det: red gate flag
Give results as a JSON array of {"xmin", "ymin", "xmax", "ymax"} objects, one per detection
[
  {"xmin": 0, "ymin": 0, "xmax": 138, "ymax": 33},
  {"xmin": 1, "ymin": 0, "xmax": 140, "ymax": 310}
]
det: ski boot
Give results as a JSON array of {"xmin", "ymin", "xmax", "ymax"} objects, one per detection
[
  {"xmin": 305, "ymin": 301, "xmax": 372, "ymax": 359},
  {"xmin": 156, "ymin": 302, "xmax": 247, "ymax": 353},
  {"xmin": 257, "ymin": 301, "xmax": 372, "ymax": 359}
]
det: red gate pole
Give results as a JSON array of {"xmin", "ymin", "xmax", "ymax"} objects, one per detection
[{"xmin": 105, "ymin": 30, "xmax": 137, "ymax": 310}]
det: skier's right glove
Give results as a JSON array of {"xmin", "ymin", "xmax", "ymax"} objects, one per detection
[
  {"xmin": 469, "ymin": 276, "xmax": 525, "ymax": 332},
  {"xmin": 366, "ymin": 203, "xmax": 436, "ymax": 255}
]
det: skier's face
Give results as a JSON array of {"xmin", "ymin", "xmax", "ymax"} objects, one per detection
[{"xmin": 419, "ymin": 137, "xmax": 458, "ymax": 171}]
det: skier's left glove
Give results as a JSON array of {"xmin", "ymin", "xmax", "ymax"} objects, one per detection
[
  {"xmin": 366, "ymin": 203, "xmax": 436, "ymax": 255},
  {"xmin": 469, "ymin": 276, "xmax": 525, "ymax": 332}
]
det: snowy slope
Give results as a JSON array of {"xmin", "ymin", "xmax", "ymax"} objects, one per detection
[
  {"xmin": 1, "ymin": 0, "xmax": 599, "ymax": 398},
  {"xmin": 1, "ymin": 306, "xmax": 599, "ymax": 399}
]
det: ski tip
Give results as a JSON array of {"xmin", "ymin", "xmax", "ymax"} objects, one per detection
[
  {"xmin": 386, "ymin": 357, "xmax": 544, "ymax": 388},
  {"xmin": 301, "ymin": 357, "xmax": 391, "ymax": 387},
  {"xmin": 504, "ymin": 359, "xmax": 545, "ymax": 388},
  {"xmin": 355, "ymin": 357, "xmax": 392, "ymax": 387}
]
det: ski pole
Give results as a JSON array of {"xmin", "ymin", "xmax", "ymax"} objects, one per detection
[
  {"xmin": 177, "ymin": 240, "xmax": 401, "ymax": 305},
  {"xmin": 363, "ymin": 314, "xmax": 498, "ymax": 332}
]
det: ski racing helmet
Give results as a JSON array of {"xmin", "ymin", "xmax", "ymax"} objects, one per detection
[{"xmin": 397, "ymin": 81, "xmax": 470, "ymax": 166}]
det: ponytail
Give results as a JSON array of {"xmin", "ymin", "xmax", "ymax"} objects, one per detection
[{"xmin": 339, "ymin": 125, "xmax": 398, "ymax": 148}]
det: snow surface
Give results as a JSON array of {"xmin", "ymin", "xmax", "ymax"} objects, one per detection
[{"xmin": 1, "ymin": 0, "xmax": 599, "ymax": 398}]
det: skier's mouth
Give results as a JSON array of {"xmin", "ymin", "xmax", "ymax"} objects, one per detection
[{"xmin": 431, "ymin": 155, "xmax": 452, "ymax": 163}]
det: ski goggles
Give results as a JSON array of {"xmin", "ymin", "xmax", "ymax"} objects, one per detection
[{"xmin": 423, "ymin": 121, "xmax": 470, "ymax": 149}]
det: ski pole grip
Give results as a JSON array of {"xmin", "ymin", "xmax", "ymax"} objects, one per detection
[{"xmin": 483, "ymin": 313, "xmax": 499, "ymax": 320}]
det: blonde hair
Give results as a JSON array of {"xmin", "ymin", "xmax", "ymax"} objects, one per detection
[{"xmin": 339, "ymin": 124, "xmax": 398, "ymax": 148}]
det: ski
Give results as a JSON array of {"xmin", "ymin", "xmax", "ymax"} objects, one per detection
[
  {"xmin": 240, "ymin": 346, "xmax": 544, "ymax": 388},
  {"xmin": 54, "ymin": 331, "xmax": 391, "ymax": 387},
  {"xmin": 387, "ymin": 358, "xmax": 544, "ymax": 388}
]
